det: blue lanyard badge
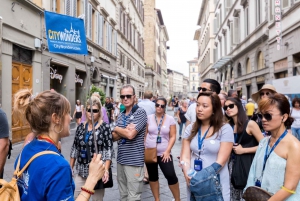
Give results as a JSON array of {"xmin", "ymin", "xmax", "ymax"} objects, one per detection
[
  {"xmin": 85, "ymin": 122, "xmax": 98, "ymax": 143},
  {"xmin": 121, "ymin": 114, "xmax": 129, "ymax": 144},
  {"xmin": 155, "ymin": 114, "xmax": 164, "ymax": 143},
  {"xmin": 197, "ymin": 126, "xmax": 211, "ymax": 154}
]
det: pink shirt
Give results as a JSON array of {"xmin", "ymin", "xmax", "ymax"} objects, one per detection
[{"xmin": 145, "ymin": 114, "xmax": 176, "ymax": 156}]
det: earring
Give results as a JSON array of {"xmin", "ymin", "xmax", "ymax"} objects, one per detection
[{"xmin": 54, "ymin": 124, "xmax": 63, "ymax": 134}]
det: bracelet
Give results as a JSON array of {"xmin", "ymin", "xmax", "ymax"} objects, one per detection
[
  {"xmin": 79, "ymin": 193, "xmax": 89, "ymax": 200},
  {"xmin": 81, "ymin": 186, "xmax": 95, "ymax": 195},
  {"xmin": 281, "ymin": 186, "xmax": 296, "ymax": 194}
]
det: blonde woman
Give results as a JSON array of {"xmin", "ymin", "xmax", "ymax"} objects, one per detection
[{"xmin": 70, "ymin": 96, "xmax": 113, "ymax": 201}]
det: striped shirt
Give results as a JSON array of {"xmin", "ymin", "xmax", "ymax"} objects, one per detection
[{"xmin": 116, "ymin": 106, "xmax": 147, "ymax": 166}]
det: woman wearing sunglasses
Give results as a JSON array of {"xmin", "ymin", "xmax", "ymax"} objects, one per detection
[
  {"xmin": 70, "ymin": 96, "xmax": 113, "ymax": 201},
  {"xmin": 145, "ymin": 97, "xmax": 180, "ymax": 201},
  {"xmin": 224, "ymin": 98, "xmax": 263, "ymax": 200},
  {"xmin": 245, "ymin": 94, "xmax": 300, "ymax": 200},
  {"xmin": 181, "ymin": 92, "xmax": 234, "ymax": 201}
]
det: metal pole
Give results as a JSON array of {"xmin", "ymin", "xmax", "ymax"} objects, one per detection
[
  {"xmin": 0, "ymin": 16, "xmax": 3, "ymax": 105},
  {"xmin": 84, "ymin": 55, "xmax": 98, "ymax": 154}
]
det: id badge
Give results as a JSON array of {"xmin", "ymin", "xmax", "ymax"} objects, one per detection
[
  {"xmin": 80, "ymin": 150, "xmax": 87, "ymax": 158},
  {"xmin": 121, "ymin": 138, "xmax": 126, "ymax": 144},
  {"xmin": 255, "ymin": 179, "xmax": 261, "ymax": 187},
  {"xmin": 157, "ymin": 136, "xmax": 162, "ymax": 143},
  {"xmin": 194, "ymin": 159, "xmax": 202, "ymax": 171}
]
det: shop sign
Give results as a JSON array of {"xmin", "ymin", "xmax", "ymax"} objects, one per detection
[
  {"xmin": 75, "ymin": 74, "xmax": 83, "ymax": 86},
  {"xmin": 256, "ymin": 76, "xmax": 265, "ymax": 83},
  {"xmin": 50, "ymin": 67, "xmax": 63, "ymax": 83},
  {"xmin": 275, "ymin": 1, "xmax": 282, "ymax": 50},
  {"xmin": 274, "ymin": 59, "xmax": 288, "ymax": 71},
  {"xmin": 99, "ymin": 53, "xmax": 111, "ymax": 63}
]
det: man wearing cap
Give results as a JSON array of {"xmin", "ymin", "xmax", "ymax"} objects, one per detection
[{"xmin": 245, "ymin": 98, "xmax": 255, "ymax": 120}]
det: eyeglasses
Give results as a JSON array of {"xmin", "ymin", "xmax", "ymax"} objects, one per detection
[
  {"xmin": 155, "ymin": 103, "xmax": 165, "ymax": 108},
  {"xmin": 87, "ymin": 109, "xmax": 100, "ymax": 113},
  {"xmin": 198, "ymin": 87, "xmax": 212, "ymax": 92},
  {"xmin": 257, "ymin": 113, "xmax": 273, "ymax": 121},
  {"xmin": 120, "ymin": 94, "xmax": 133, "ymax": 99},
  {"xmin": 260, "ymin": 92, "xmax": 271, "ymax": 96},
  {"xmin": 223, "ymin": 104, "xmax": 235, "ymax": 111}
]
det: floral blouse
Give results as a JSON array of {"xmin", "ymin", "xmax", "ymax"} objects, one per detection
[{"xmin": 70, "ymin": 122, "xmax": 113, "ymax": 178}]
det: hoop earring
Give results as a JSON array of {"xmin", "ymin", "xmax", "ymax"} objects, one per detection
[{"xmin": 54, "ymin": 124, "xmax": 63, "ymax": 134}]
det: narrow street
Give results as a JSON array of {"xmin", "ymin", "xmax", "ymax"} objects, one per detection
[{"xmin": 3, "ymin": 107, "xmax": 188, "ymax": 201}]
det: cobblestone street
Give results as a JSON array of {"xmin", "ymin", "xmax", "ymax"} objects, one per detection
[{"xmin": 4, "ymin": 107, "xmax": 187, "ymax": 201}]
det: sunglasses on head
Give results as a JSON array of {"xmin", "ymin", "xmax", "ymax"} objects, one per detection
[
  {"xmin": 260, "ymin": 92, "xmax": 271, "ymax": 96},
  {"xmin": 87, "ymin": 109, "xmax": 100, "ymax": 113},
  {"xmin": 120, "ymin": 94, "xmax": 133, "ymax": 99},
  {"xmin": 257, "ymin": 113, "xmax": 273, "ymax": 121},
  {"xmin": 223, "ymin": 104, "xmax": 235, "ymax": 111},
  {"xmin": 198, "ymin": 87, "xmax": 212, "ymax": 92},
  {"xmin": 155, "ymin": 103, "xmax": 165, "ymax": 108}
]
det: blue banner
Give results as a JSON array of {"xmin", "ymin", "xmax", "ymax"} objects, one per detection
[{"xmin": 45, "ymin": 11, "xmax": 87, "ymax": 55}]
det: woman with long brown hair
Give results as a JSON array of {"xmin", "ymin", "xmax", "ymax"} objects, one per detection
[{"xmin": 180, "ymin": 92, "xmax": 234, "ymax": 201}]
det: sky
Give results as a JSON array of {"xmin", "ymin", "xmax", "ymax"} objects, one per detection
[{"xmin": 156, "ymin": 0, "xmax": 202, "ymax": 77}]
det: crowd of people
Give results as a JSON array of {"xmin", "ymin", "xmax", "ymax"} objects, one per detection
[{"xmin": 0, "ymin": 78, "xmax": 300, "ymax": 201}]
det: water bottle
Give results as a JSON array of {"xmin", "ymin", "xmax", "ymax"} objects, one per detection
[
  {"xmin": 180, "ymin": 161, "xmax": 197, "ymax": 177},
  {"xmin": 187, "ymin": 168, "xmax": 197, "ymax": 178}
]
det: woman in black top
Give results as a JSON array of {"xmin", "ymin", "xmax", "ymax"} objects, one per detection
[
  {"xmin": 224, "ymin": 97, "xmax": 263, "ymax": 201},
  {"xmin": 70, "ymin": 96, "xmax": 113, "ymax": 201},
  {"xmin": 176, "ymin": 100, "xmax": 187, "ymax": 140}
]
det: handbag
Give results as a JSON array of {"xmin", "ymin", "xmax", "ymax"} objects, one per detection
[
  {"xmin": 231, "ymin": 121, "xmax": 253, "ymax": 189},
  {"xmin": 242, "ymin": 186, "xmax": 272, "ymax": 201},
  {"xmin": 144, "ymin": 147, "xmax": 157, "ymax": 163}
]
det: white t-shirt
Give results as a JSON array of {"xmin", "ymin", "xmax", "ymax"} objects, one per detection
[
  {"xmin": 291, "ymin": 108, "xmax": 300, "ymax": 128},
  {"xmin": 184, "ymin": 103, "xmax": 197, "ymax": 124}
]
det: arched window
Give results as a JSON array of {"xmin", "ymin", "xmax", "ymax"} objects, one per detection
[
  {"xmin": 230, "ymin": 67, "xmax": 234, "ymax": 78},
  {"xmin": 257, "ymin": 52, "xmax": 264, "ymax": 70},
  {"xmin": 246, "ymin": 58, "xmax": 251, "ymax": 74},
  {"xmin": 237, "ymin": 63, "xmax": 242, "ymax": 76}
]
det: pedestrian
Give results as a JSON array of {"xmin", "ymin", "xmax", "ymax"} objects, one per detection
[
  {"xmin": 105, "ymin": 97, "xmax": 114, "ymax": 124},
  {"xmin": 228, "ymin": 89, "xmax": 238, "ymax": 98},
  {"xmin": 70, "ymin": 96, "xmax": 113, "ymax": 200},
  {"xmin": 188, "ymin": 97, "xmax": 196, "ymax": 106},
  {"xmin": 224, "ymin": 97, "xmax": 263, "ymax": 200},
  {"xmin": 112, "ymin": 84, "xmax": 147, "ymax": 201},
  {"xmin": 181, "ymin": 91, "xmax": 233, "ymax": 201},
  {"xmin": 245, "ymin": 94, "xmax": 300, "ymax": 200},
  {"xmin": 218, "ymin": 91, "xmax": 228, "ymax": 114},
  {"xmin": 177, "ymin": 100, "xmax": 188, "ymax": 141},
  {"xmin": 92, "ymin": 93, "xmax": 109, "ymax": 124},
  {"xmin": 171, "ymin": 96, "xmax": 175, "ymax": 110},
  {"xmin": 241, "ymin": 95, "xmax": 247, "ymax": 110},
  {"xmin": 114, "ymin": 98, "xmax": 121, "ymax": 125},
  {"xmin": 173, "ymin": 97, "xmax": 179, "ymax": 116},
  {"xmin": 245, "ymin": 98, "xmax": 255, "ymax": 120},
  {"xmin": 73, "ymin": 100, "xmax": 84, "ymax": 125},
  {"xmin": 0, "ymin": 108, "xmax": 9, "ymax": 179},
  {"xmin": 185, "ymin": 79, "xmax": 221, "ymax": 127},
  {"xmin": 290, "ymin": 97, "xmax": 300, "ymax": 141},
  {"xmin": 13, "ymin": 89, "xmax": 105, "ymax": 201},
  {"xmin": 145, "ymin": 97, "xmax": 180, "ymax": 201}
]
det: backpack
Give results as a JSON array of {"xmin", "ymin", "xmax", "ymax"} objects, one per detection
[{"xmin": 0, "ymin": 150, "xmax": 59, "ymax": 201}]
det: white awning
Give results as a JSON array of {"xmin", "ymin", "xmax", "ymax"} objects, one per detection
[{"xmin": 212, "ymin": 56, "xmax": 232, "ymax": 70}]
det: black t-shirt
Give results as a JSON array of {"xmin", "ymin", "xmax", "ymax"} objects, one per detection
[
  {"xmin": 0, "ymin": 109, "xmax": 9, "ymax": 138},
  {"xmin": 105, "ymin": 103, "xmax": 114, "ymax": 118}
]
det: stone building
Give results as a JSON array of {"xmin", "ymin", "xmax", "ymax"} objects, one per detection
[
  {"xmin": 187, "ymin": 58, "xmax": 199, "ymax": 97},
  {"xmin": 183, "ymin": 76, "xmax": 190, "ymax": 98},
  {"xmin": 167, "ymin": 68, "xmax": 184, "ymax": 99}
]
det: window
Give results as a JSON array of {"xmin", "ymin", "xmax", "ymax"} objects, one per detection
[
  {"xmin": 257, "ymin": 52, "xmax": 264, "ymax": 70},
  {"xmin": 84, "ymin": 2, "xmax": 92, "ymax": 39},
  {"xmin": 193, "ymin": 76, "xmax": 195, "ymax": 81},
  {"xmin": 225, "ymin": 0, "xmax": 232, "ymax": 14},
  {"xmin": 52, "ymin": 0, "xmax": 61, "ymax": 13},
  {"xmin": 142, "ymin": 69, "xmax": 145, "ymax": 78},
  {"xmin": 96, "ymin": 12, "xmax": 103, "ymax": 47},
  {"xmin": 246, "ymin": 58, "xmax": 251, "ymax": 74},
  {"xmin": 237, "ymin": 63, "xmax": 242, "ymax": 76},
  {"xmin": 245, "ymin": 7, "xmax": 249, "ymax": 36},
  {"xmin": 230, "ymin": 67, "xmax": 234, "ymax": 78},
  {"xmin": 92, "ymin": 9, "xmax": 96, "ymax": 42},
  {"xmin": 225, "ymin": 70, "xmax": 227, "ymax": 80},
  {"xmin": 127, "ymin": 58, "xmax": 131, "ymax": 71},
  {"xmin": 193, "ymin": 68, "xmax": 195, "ymax": 72},
  {"xmin": 224, "ymin": 32, "xmax": 227, "ymax": 55},
  {"xmin": 282, "ymin": 0, "xmax": 290, "ymax": 9},
  {"xmin": 269, "ymin": 0, "xmax": 274, "ymax": 21},
  {"xmin": 65, "ymin": 0, "xmax": 77, "ymax": 17},
  {"xmin": 233, "ymin": 17, "xmax": 240, "ymax": 44},
  {"xmin": 256, "ymin": 0, "xmax": 262, "ymax": 26}
]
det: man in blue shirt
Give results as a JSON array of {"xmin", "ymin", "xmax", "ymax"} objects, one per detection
[{"xmin": 138, "ymin": 91, "xmax": 155, "ymax": 116}]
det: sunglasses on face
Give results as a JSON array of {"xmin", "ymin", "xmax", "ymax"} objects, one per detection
[
  {"xmin": 223, "ymin": 104, "xmax": 235, "ymax": 111},
  {"xmin": 155, "ymin": 103, "xmax": 165, "ymax": 108},
  {"xmin": 257, "ymin": 113, "xmax": 273, "ymax": 121},
  {"xmin": 120, "ymin": 94, "xmax": 133, "ymax": 99},
  {"xmin": 198, "ymin": 87, "xmax": 212, "ymax": 92},
  {"xmin": 87, "ymin": 109, "xmax": 100, "ymax": 113},
  {"xmin": 260, "ymin": 92, "xmax": 271, "ymax": 96}
]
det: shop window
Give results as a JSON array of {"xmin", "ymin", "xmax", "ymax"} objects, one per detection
[
  {"xmin": 257, "ymin": 51, "xmax": 264, "ymax": 70},
  {"xmin": 246, "ymin": 58, "xmax": 251, "ymax": 74}
]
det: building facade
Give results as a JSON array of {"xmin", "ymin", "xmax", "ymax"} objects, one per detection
[
  {"xmin": 183, "ymin": 76, "xmax": 190, "ymax": 98},
  {"xmin": 116, "ymin": 0, "xmax": 145, "ymax": 99},
  {"xmin": 144, "ymin": 0, "xmax": 169, "ymax": 97},
  {"xmin": 167, "ymin": 68, "xmax": 174, "ymax": 98},
  {"xmin": 1, "ymin": 0, "xmax": 119, "ymax": 143},
  {"xmin": 167, "ymin": 68, "xmax": 184, "ymax": 99},
  {"xmin": 187, "ymin": 58, "xmax": 199, "ymax": 97}
]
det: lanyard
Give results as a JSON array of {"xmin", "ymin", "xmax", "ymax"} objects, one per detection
[
  {"xmin": 154, "ymin": 114, "xmax": 165, "ymax": 136},
  {"xmin": 198, "ymin": 125, "xmax": 211, "ymax": 151},
  {"xmin": 37, "ymin": 135, "xmax": 60, "ymax": 151},
  {"xmin": 85, "ymin": 121, "xmax": 98, "ymax": 143},
  {"xmin": 262, "ymin": 129, "xmax": 288, "ymax": 172},
  {"xmin": 123, "ymin": 114, "xmax": 128, "ymax": 127}
]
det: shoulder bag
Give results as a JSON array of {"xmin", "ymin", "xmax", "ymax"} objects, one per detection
[
  {"xmin": 242, "ymin": 186, "xmax": 272, "ymax": 201},
  {"xmin": 231, "ymin": 120, "xmax": 254, "ymax": 189}
]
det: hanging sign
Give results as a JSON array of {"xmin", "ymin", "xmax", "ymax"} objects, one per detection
[
  {"xmin": 50, "ymin": 67, "xmax": 63, "ymax": 83},
  {"xmin": 75, "ymin": 74, "xmax": 83, "ymax": 86},
  {"xmin": 275, "ymin": 1, "xmax": 282, "ymax": 50},
  {"xmin": 45, "ymin": 11, "xmax": 88, "ymax": 54}
]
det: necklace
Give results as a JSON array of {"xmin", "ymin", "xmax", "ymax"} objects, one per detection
[{"xmin": 37, "ymin": 134, "xmax": 60, "ymax": 151}]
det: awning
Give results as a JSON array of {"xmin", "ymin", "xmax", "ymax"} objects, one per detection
[
  {"xmin": 119, "ymin": 72, "xmax": 126, "ymax": 78},
  {"xmin": 212, "ymin": 56, "xmax": 232, "ymax": 70}
]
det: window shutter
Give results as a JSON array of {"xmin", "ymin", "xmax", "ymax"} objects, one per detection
[
  {"xmin": 133, "ymin": 29, "xmax": 135, "ymax": 47},
  {"xmin": 84, "ymin": 0, "xmax": 88, "ymax": 36},
  {"xmin": 214, "ymin": 17, "xmax": 217, "ymax": 34},
  {"xmin": 230, "ymin": 21, "xmax": 234, "ymax": 49},
  {"xmin": 120, "ymin": 9, "xmax": 123, "ymax": 32},
  {"xmin": 109, "ymin": 25, "xmax": 112, "ymax": 53},
  {"xmin": 106, "ymin": 22, "xmax": 109, "ymax": 51},
  {"xmin": 125, "ymin": 15, "xmax": 128, "ymax": 39},
  {"xmin": 114, "ymin": 31, "xmax": 117, "ymax": 56},
  {"xmin": 52, "ymin": 0, "xmax": 56, "ymax": 12},
  {"xmin": 269, "ymin": 0, "xmax": 274, "ymax": 21},
  {"xmin": 233, "ymin": 17, "xmax": 239, "ymax": 44},
  {"xmin": 72, "ymin": 0, "xmax": 77, "ymax": 17},
  {"xmin": 99, "ymin": 15, "xmax": 103, "ymax": 47},
  {"xmin": 95, "ymin": 12, "xmax": 99, "ymax": 44},
  {"xmin": 65, "ymin": 0, "xmax": 71, "ymax": 16},
  {"xmin": 88, "ymin": 3, "xmax": 92, "ymax": 39}
]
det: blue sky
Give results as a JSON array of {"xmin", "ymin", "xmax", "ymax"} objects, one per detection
[{"xmin": 156, "ymin": 0, "xmax": 202, "ymax": 76}]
